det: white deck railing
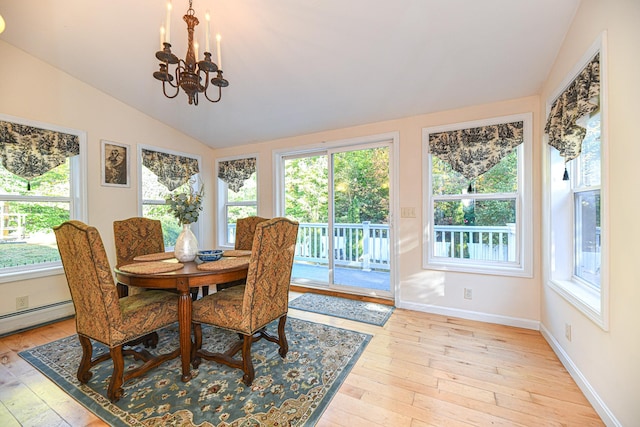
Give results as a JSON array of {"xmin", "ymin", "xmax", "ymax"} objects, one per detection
[
  {"xmin": 433, "ymin": 224, "xmax": 516, "ymax": 262},
  {"xmin": 295, "ymin": 222, "xmax": 390, "ymax": 271},
  {"xmin": 231, "ymin": 221, "xmax": 600, "ymax": 282}
]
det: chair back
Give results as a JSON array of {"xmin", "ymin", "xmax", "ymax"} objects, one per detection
[
  {"xmin": 242, "ymin": 217, "xmax": 299, "ymax": 331},
  {"xmin": 54, "ymin": 220, "xmax": 123, "ymax": 344},
  {"xmin": 113, "ymin": 217, "xmax": 164, "ymax": 267},
  {"xmin": 234, "ymin": 216, "xmax": 269, "ymax": 250}
]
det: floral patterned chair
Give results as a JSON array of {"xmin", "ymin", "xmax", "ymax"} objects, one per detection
[
  {"xmin": 54, "ymin": 220, "xmax": 180, "ymax": 402},
  {"xmin": 191, "ymin": 217, "xmax": 299, "ymax": 386},
  {"xmin": 113, "ymin": 217, "xmax": 200, "ymax": 300}
]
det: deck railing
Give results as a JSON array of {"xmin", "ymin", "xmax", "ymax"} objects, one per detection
[
  {"xmin": 229, "ymin": 222, "xmax": 520, "ymax": 270},
  {"xmin": 433, "ymin": 224, "xmax": 516, "ymax": 262},
  {"xmin": 233, "ymin": 221, "xmax": 600, "ymax": 278},
  {"xmin": 294, "ymin": 222, "xmax": 390, "ymax": 271}
]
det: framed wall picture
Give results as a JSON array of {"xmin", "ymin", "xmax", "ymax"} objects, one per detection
[{"xmin": 101, "ymin": 140, "xmax": 130, "ymax": 187}]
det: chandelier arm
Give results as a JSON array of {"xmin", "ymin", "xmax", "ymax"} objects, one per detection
[
  {"xmin": 162, "ymin": 64, "xmax": 179, "ymax": 89},
  {"xmin": 162, "ymin": 80, "xmax": 180, "ymax": 99},
  {"xmin": 198, "ymin": 70, "xmax": 210, "ymax": 93},
  {"xmin": 203, "ymin": 84, "xmax": 222, "ymax": 103}
]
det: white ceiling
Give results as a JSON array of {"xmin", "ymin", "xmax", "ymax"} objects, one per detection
[{"xmin": 0, "ymin": 0, "xmax": 579, "ymax": 149}]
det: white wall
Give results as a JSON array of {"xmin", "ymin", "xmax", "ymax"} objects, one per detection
[
  {"xmin": 0, "ymin": 41, "xmax": 215, "ymax": 330},
  {"xmin": 2, "ymin": 2, "xmax": 636, "ymax": 422},
  {"xmin": 213, "ymin": 95, "xmax": 542, "ymax": 329},
  {"xmin": 539, "ymin": 0, "xmax": 640, "ymax": 425}
]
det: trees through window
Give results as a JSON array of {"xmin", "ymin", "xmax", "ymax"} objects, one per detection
[{"xmin": 423, "ymin": 114, "xmax": 532, "ymax": 276}]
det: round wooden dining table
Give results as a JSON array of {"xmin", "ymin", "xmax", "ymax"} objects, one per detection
[{"xmin": 115, "ymin": 258, "xmax": 249, "ymax": 382}]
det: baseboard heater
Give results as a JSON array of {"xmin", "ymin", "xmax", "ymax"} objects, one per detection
[{"xmin": 0, "ymin": 300, "xmax": 74, "ymax": 337}]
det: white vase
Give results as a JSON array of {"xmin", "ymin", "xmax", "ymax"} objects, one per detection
[{"xmin": 174, "ymin": 223, "xmax": 198, "ymax": 262}]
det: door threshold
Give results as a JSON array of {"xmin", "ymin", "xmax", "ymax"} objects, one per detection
[{"xmin": 290, "ymin": 284, "xmax": 394, "ymax": 306}]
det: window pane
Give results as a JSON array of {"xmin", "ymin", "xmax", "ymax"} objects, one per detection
[
  {"xmin": 227, "ymin": 172, "xmax": 257, "ymax": 202},
  {"xmin": 577, "ymin": 113, "xmax": 601, "ymax": 188},
  {"xmin": 141, "ymin": 165, "xmax": 193, "ymax": 201},
  {"xmin": 433, "ymin": 198, "xmax": 516, "ymax": 262},
  {"xmin": 0, "ymin": 201, "xmax": 70, "ymax": 268},
  {"xmin": 574, "ymin": 190, "xmax": 601, "ymax": 288},
  {"xmin": 284, "ymin": 155, "xmax": 329, "ymax": 222},
  {"xmin": 432, "ymin": 150, "xmax": 518, "ymax": 195},
  {"xmin": 0, "ymin": 160, "xmax": 70, "ymax": 197}
]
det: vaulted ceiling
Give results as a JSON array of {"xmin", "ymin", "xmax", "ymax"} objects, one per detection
[{"xmin": 0, "ymin": 0, "xmax": 579, "ymax": 148}]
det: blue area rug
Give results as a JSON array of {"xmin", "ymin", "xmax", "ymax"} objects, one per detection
[
  {"xmin": 289, "ymin": 293, "xmax": 394, "ymax": 326},
  {"xmin": 19, "ymin": 318, "xmax": 370, "ymax": 426}
]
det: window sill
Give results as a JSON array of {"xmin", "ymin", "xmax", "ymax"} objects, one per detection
[
  {"xmin": 425, "ymin": 258, "xmax": 532, "ymax": 278},
  {"xmin": 547, "ymin": 277, "xmax": 607, "ymax": 330},
  {"xmin": 0, "ymin": 264, "xmax": 64, "ymax": 284}
]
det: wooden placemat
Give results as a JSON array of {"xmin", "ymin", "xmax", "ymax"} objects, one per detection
[
  {"xmin": 222, "ymin": 250, "xmax": 252, "ymax": 257},
  {"xmin": 133, "ymin": 251, "xmax": 176, "ymax": 262},
  {"xmin": 119, "ymin": 261, "xmax": 184, "ymax": 274},
  {"xmin": 197, "ymin": 257, "xmax": 249, "ymax": 272}
]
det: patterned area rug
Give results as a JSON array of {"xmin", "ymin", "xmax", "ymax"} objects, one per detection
[
  {"xmin": 19, "ymin": 318, "xmax": 370, "ymax": 426},
  {"xmin": 289, "ymin": 293, "xmax": 394, "ymax": 326}
]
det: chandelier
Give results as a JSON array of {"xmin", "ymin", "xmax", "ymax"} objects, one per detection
[{"xmin": 153, "ymin": 0, "xmax": 228, "ymax": 105}]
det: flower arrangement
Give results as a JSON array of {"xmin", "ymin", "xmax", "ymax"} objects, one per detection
[{"xmin": 165, "ymin": 186, "xmax": 204, "ymax": 224}]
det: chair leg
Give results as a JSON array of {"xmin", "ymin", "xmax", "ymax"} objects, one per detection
[
  {"xmin": 124, "ymin": 332, "xmax": 159, "ymax": 349},
  {"xmin": 107, "ymin": 345, "xmax": 125, "ymax": 403},
  {"xmin": 241, "ymin": 334, "xmax": 255, "ymax": 386},
  {"xmin": 202, "ymin": 285, "xmax": 209, "ymax": 297},
  {"xmin": 76, "ymin": 335, "xmax": 94, "ymax": 383},
  {"xmin": 116, "ymin": 282, "xmax": 129, "ymax": 298},
  {"xmin": 277, "ymin": 315, "xmax": 289, "ymax": 358},
  {"xmin": 191, "ymin": 323, "xmax": 203, "ymax": 368}
]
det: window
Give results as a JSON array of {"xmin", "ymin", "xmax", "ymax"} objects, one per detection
[
  {"xmin": 423, "ymin": 113, "xmax": 533, "ymax": 277},
  {"xmin": 139, "ymin": 146, "xmax": 201, "ymax": 249},
  {"xmin": 545, "ymin": 36, "xmax": 608, "ymax": 329},
  {"xmin": 216, "ymin": 156, "xmax": 257, "ymax": 247},
  {"xmin": 0, "ymin": 115, "xmax": 86, "ymax": 282}
]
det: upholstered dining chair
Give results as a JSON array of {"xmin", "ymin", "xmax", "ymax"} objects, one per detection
[
  {"xmin": 234, "ymin": 216, "xmax": 269, "ymax": 250},
  {"xmin": 113, "ymin": 217, "xmax": 165, "ymax": 297},
  {"xmin": 191, "ymin": 217, "xmax": 299, "ymax": 386},
  {"xmin": 54, "ymin": 220, "xmax": 180, "ymax": 403},
  {"xmin": 217, "ymin": 216, "xmax": 270, "ymax": 291},
  {"xmin": 113, "ymin": 217, "xmax": 200, "ymax": 300}
]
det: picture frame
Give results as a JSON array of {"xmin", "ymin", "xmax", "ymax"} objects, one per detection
[{"xmin": 101, "ymin": 140, "xmax": 130, "ymax": 187}]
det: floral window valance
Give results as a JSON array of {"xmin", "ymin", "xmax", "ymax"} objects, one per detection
[
  {"xmin": 218, "ymin": 157, "xmax": 256, "ymax": 192},
  {"xmin": 545, "ymin": 53, "xmax": 600, "ymax": 178},
  {"xmin": 428, "ymin": 121, "xmax": 524, "ymax": 181},
  {"xmin": 0, "ymin": 120, "xmax": 80, "ymax": 185},
  {"xmin": 141, "ymin": 149, "xmax": 199, "ymax": 191}
]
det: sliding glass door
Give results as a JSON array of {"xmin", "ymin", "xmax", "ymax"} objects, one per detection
[{"xmin": 282, "ymin": 141, "xmax": 392, "ymax": 297}]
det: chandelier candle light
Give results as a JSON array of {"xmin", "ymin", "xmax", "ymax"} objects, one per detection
[{"xmin": 154, "ymin": 0, "xmax": 228, "ymax": 105}]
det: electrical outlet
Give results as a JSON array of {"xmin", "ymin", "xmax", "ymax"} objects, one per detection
[
  {"xmin": 464, "ymin": 288, "xmax": 472, "ymax": 300},
  {"xmin": 565, "ymin": 323, "xmax": 572, "ymax": 341},
  {"xmin": 16, "ymin": 296, "xmax": 29, "ymax": 310}
]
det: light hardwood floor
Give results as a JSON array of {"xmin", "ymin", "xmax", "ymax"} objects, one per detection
[{"xmin": 0, "ymin": 292, "xmax": 603, "ymax": 426}]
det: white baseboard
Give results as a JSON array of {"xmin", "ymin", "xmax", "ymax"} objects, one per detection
[
  {"xmin": 539, "ymin": 324, "xmax": 621, "ymax": 427},
  {"xmin": 0, "ymin": 301, "xmax": 74, "ymax": 336},
  {"xmin": 396, "ymin": 300, "xmax": 540, "ymax": 330}
]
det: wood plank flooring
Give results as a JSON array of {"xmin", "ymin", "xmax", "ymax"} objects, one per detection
[{"xmin": 0, "ymin": 292, "xmax": 603, "ymax": 426}]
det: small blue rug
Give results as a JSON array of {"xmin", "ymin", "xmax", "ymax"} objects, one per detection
[
  {"xmin": 19, "ymin": 318, "xmax": 370, "ymax": 426},
  {"xmin": 289, "ymin": 293, "xmax": 394, "ymax": 326}
]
